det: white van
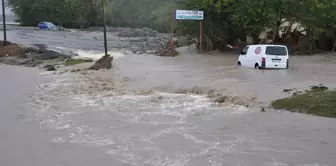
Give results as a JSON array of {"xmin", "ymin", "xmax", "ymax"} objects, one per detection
[{"xmin": 238, "ymin": 44, "xmax": 289, "ymax": 69}]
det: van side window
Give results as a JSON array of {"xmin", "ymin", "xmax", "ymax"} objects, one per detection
[
  {"xmin": 241, "ymin": 47, "xmax": 249, "ymax": 55},
  {"xmin": 265, "ymin": 46, "xmax": 287, "ymax": 56}
]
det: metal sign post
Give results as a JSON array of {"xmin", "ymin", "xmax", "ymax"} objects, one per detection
[
  {"xmin": 101, "ymin": 0, "xmax": 108, "ymax": 56},
  {"xmin": 1, "ymin": 0, "xmax": 7, "ymax": 45},
  {"xmin": 170, "ymin": 9, "xmax": 175, "ymax": 49},
  {"xmin": 200, "ymin": 21, "xmax": 203, "ymax": 52},
  {"xmin": 171, "ymin": 9, "xmax": 204, "ymax": 53}
]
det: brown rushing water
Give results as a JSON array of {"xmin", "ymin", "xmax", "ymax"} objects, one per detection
[{"xmin": 1, "ymin": 28, "xmax": 336, "ymax": 166}]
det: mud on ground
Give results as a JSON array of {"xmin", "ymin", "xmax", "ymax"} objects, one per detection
[{"xmin": 0, "ymin": 43, "xmax": 91, "ymax": 70}]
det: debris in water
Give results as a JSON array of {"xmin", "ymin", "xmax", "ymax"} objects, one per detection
[
  {"xmin": 214, "ymin": 96, "xmax": 229, "ymax": 103},
  {"xmin": 311, "ymin": 84, "xmax": 328, "ymax": 91},
  {"xmin": 175, "ymin": 86, "xmax": 254, "ymax": 107},
  {"xmin": 282, "ymin": 88, "xmax": 293, "ymax": 92},
  {"xmin": 261, "ymin": 106, "xmax": 266, "ymax": 112},
  {"xmin": 155, "ymin": 44, "xmax": 179, "ymax": 57},
  {"xmin": 292, "ymin": 91, "xmax": 303, "ymax": 96},
  {"xmin": 123, "ymin": 77, "xmax": 130, "ymax": 82},
  {"xmin": 70, "ymin": 69, "xmax": 82, "ymax": 72},
  {"xmin": 212, "ymin": 95, "xmax": 251, "ymax": 107},
  {"xmin": 175, "ymin": 86, "xmax": 207, "ymax": 95},
  {"xmin": 150, "ymin": 95, "xmax": 165, "ymax": 102},
  {"xmin": 88, "ymin": 55, "xmax": 113, "ymax": 70},
  {"xmin": 136, "ymin": 90, "xmax": 154, "ymax": 95},
  {"xmin": 43, "ymin": 64, "xmax": 57, "ymax": 71}
]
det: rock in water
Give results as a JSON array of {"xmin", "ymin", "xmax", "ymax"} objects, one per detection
[{"xmin": 88, "ymin": 55, "xmax": 113, "ymax": 70}]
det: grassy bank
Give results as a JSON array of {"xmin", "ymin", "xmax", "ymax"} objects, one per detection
[
  {"xmin": 64, "ymin": 58, "xmax": 93, "ymax": 66},
  {"xmin": 271, "ymin": 86, "xmax": 336, "ymax": 118}
]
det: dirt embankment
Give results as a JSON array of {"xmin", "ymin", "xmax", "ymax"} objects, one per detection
[
  {"xmin": 0, "ymin": 40, "xmax": 115, "ymax": 72},
  {"xmin": 0, "ymin": 41, "xmax": 25, "ymax": 57},
  {"xmin": 0, "ymin": 41, "xmax": 81, "ymax": 70}
]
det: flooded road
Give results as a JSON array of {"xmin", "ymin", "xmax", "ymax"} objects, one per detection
[
  {"xmin": 3, "ymin": 27, "xmax": 336, "ymax": 102},
  {"xmin": 1, "ymin": 28, "xmax": 336, "ymax": 166}
]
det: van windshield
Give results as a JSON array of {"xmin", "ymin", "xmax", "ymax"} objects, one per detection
[{"xmin": 265, "ymin": 46, "xmax": 287, "ymax": 56}]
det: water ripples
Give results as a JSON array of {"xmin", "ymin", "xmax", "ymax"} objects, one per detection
[{"xmin": 27, "ymin": 71, "xmax": 254, "ymax": 165}]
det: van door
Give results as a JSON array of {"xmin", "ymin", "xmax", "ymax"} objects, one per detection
[
  {"xmin": 249, "ymin": 46, "xmax": 262, "ymax": 67},
  {"xmin": 264, "ymin": 46, "xmax": 288, "ymax": 68},
  {"xmin": 245, "ymin": 46, "xmax": 262, "ymax": 68},
  {"xmin": 239, "ymin": 46, "xmax": 249, "ymax": 66}
]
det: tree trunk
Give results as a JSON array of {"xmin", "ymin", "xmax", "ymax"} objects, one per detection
[
  {"xmin": 274, "ymin": 20, "xmax": 281, "ymax": 43},
  {"xmin": 251, "ymin": 33, "xmax": 261, "ymax": 44}
]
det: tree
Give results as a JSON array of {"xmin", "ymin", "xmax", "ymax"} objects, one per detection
[
  {"xmin": 7, "ymin": 0, "xmax": 336, "ymax": 53},
  {"xmin": 8, "ymin": 0, "xmax": 103, "ymax": 27}
]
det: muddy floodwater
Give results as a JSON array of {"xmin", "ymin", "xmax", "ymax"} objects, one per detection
[{"xmin": 1, "ymin": 28, "xmax": 336, "ymax": 166}]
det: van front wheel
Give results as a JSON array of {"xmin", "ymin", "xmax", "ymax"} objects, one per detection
[
  {"xmin": 254, "ymin": 63, "xmax": 260, "ymax": 69},
  {"xmin": 238, "ymin": 61, "xmax": 241, "ymax": 66}
]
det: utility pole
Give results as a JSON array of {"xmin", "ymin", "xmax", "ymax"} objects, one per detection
[
  {"xmin": 101, "ymin": 0, "xmax": 108, "ymax": 56},
  {"xmin": 1, "ymin": 0, "xmax": 7, "ymax": 45}
]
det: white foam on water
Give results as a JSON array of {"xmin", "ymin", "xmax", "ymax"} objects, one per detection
[
  {"xmin": 47, "ymin": 48, "xmax": 63, "ymax": 53},
  {"xmin": 29, "ymin": 75, "xmax": 117, "ymax": 147},
  {"xmin": 39, "ymin": 71, "xmax": 57, "ymax": 76},
  {"xmin": 269, "ymin": 161, "xmax": 326, "ymax": 166},
  {"xmin": 74, "ymin": 49, "xmax": 125, "ymax": 60},
  {"xmin": 29, "ymin": 72, "xmax": 253, "ymax": 165},
  {"xmin": 52, "ymin": 127, "xmax": 115, "ymax": 146},
  {"xmin": 68, "ymin": 132, "xmax": 115, "ymax": 146},
  {"xmin": 54, "ymin": 46, "xmax": 125, "ymax": 60},
  {"xmin": 226, "ymin": 104, "xmax": 249, "ymax": 115},
  {"xmin": 70, "ymin": 94, "xmax": 101, "ymax": 107}
]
